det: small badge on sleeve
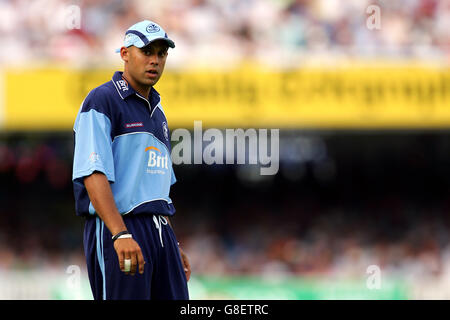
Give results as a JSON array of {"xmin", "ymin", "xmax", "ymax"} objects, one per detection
[{"xmin": 162, "ymin": 121, "xmax": 169, "ymax": 141}]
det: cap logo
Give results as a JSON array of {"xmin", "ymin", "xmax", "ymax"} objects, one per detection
[{"xmin": 146, "ymin": 23, "xmax": 160, "ymax": 33}]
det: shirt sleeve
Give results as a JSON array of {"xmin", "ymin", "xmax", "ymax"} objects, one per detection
[{"xmin": 72, "ymin": 108, "xmax": 115, "ymax": 182}]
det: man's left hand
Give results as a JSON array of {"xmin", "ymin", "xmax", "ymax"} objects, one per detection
[{"xmin": 179, "ymin": 246, "xmax": 191, "ymax": 281}]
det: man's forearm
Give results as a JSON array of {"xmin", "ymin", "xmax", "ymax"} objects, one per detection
[{"xmin": 84, "ymin": 172, "xmax": 127, "ymax": 236}]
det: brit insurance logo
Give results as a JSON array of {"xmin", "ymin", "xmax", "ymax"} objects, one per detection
[
  {"xmin": 145, "ymin": 146, "xmax": 168, "ymax": 174},
  {"xmin": 162, "ymin": 121, "xmax": 169, "ymax": 141},
  {"xmin": 116, "ymin": 79, "xmax": 128, "ymax": 91},
  {"xmin": 146, "ymin": 23, "xmax": 160, "ymax": 33}
]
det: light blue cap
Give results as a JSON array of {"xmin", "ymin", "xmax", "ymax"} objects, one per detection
[{"xmin": 115, "ymin": 20, "xmax": 175, "ymax": 53}]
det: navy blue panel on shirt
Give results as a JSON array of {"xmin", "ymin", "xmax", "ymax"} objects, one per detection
[{"xmin": 72, "ymin": 71, "xmax": 176, "ymax": 217}]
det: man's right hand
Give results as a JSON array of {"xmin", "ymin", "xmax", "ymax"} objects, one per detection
[
  {"xmin": 113, "ymin": 237, "xmax": 146, "ymax": 275},
  {"xmin": 84, "ymin": 172, "xmax": 146, "ymax": 276}
]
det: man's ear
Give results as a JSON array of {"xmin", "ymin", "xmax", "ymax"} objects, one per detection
[{"xmin": 120, "ymin": 47, "xmax": 129, "ymax": 62}]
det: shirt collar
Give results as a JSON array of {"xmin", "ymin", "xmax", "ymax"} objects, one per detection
[{"xmin": 111, "ymin": 71, "xmax": 161, "ymax": 107}]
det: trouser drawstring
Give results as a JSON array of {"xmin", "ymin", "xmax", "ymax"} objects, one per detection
[{"xmin": 153, "ymin": 215, "xmax": 168, "ymax": 247}]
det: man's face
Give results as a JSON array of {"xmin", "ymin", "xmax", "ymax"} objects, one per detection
[{"xmin": 121, "ymin": 40, "xmax": 169, "ymax": 87}]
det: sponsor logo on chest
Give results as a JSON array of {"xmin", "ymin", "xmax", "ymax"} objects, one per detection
[{"xmin": 145, "ymin": 146, "xmax": 168, "ymax": 174}]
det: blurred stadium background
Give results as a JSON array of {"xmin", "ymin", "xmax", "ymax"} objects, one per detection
[{"xmin": 1, "ymin": 0, "xmax": 450, "ymax": 299}]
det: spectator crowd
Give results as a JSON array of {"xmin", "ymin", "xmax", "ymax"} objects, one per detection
[
  {"xmin": 0, "ymin": 0, "xmax": 448, "ymax": 67},
  {"xmin": 1, "ymin": 132, "xmax": 450, "ymax": 297},
  {"xmin": 1, "ymin": 0, "xmax": 450, "ymax": 299}
]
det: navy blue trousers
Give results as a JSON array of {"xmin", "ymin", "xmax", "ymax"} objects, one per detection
[{"xmin": 83, "ymin": 214, "xmax": 189, "ymax": 300}]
